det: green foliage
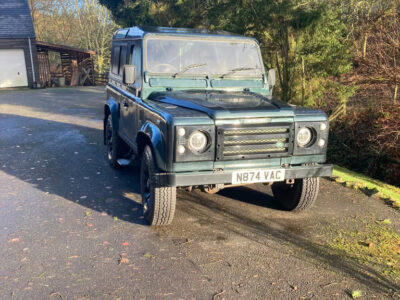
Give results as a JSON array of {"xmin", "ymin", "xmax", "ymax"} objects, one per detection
[{"xmin": 99, "ymin": 0, "xmax": 353, "ymax": 105}]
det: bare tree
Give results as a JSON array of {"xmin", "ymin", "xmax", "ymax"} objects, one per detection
[
  {"xmin": 30, "ymin": 0, "xmax": 117, "ymax": 74},
  {"xmin": 74, "ymin": 0, "xmax": 118, "ymax": 74}
]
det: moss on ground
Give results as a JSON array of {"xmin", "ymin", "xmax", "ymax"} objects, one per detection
[
  {"xmin": 327, "ymin": 221, "xmax": 400, "ymax": 281},
  {"xmin": 332, "ymin": 165, "xmax": 400, "ymax": 209}
]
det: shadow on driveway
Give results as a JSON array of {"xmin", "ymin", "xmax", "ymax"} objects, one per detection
[{"xmin": 0, "ymin": 111, "xmax": 399, "ymax": 296}]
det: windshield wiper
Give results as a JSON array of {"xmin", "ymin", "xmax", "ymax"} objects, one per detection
[
  {"xmin": 173, "ymin": 63, "xmax": 207, "ymax": 77},
  {"xmin": 219, "ymin": 67, "xmax": 259, "ymax": 78}
]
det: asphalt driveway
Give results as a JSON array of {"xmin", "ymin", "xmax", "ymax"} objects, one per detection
[{"xmin": 0, "ymin": 87, "xmax": 399, "ymax": 299}]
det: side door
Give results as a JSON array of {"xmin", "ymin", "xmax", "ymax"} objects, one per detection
[
  {"xmin": 119, "ymin": 40, "xmax": 142, "ymax": 151},
  {"xmin": 108, "ymin": 43, "xmax": 123, "ymax": 122}
]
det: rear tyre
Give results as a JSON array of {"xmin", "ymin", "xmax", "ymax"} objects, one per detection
[
  {"xmin": 105, "ymin": 114, "xmax": 128, "ymax": 168},
  {"xmin": 140, "ymin": 146, "xmax": 176, "ymax": 225},
  {"xmin": 271, "ymin": 177, "xmax": 320, "ymax": 212}
]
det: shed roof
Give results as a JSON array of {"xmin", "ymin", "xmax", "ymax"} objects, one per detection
[
  {"xmin": 0, "ymin": 0, "xmax": 35, "ymax": 38},
  {"xmin": 36, "ymin": 41, "xmax": 95, "ymax": 55}
]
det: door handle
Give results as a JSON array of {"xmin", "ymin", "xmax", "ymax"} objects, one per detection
[{"xmin": 123, "ymin": 101, "xmax": 129, "ymax": 109}]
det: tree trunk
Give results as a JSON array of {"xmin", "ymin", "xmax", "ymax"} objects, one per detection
[
  {"xmin": 394, "ymin": 55, "xmax": 398, "ymax": 105},
  {"xmin": 279, "ymin": 20, "xmax": 290, "ymax": 102},
  {"xmin": 362, "ymin": 32, "xmax": 368, "ymax": 60},
  {"xmin": 301, "ymin": 56, "xmax": 305, "ymax": 106}
]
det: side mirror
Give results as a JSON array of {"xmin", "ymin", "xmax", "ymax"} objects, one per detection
[
  {"xmin": 124, "ymin": 65, "xmax": 136, "ymax": 85},
  {"xmin": 268, "ymin": 68, "xmax": 276, "ymax": 88}
]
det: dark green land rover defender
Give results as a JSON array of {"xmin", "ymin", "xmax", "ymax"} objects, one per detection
[{"xmin": 104, "ymin": 26, "xmax": 333, "ymax": 226}]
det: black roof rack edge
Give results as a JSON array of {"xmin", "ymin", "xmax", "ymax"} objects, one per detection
[{"xmin": 113, "ymin": 26, "xmax": 247, "ymax": 40}]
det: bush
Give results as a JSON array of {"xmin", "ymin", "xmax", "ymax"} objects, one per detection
[{"xmin": 328, "ymin": 105, "xmax": 400, "ymax": 186}]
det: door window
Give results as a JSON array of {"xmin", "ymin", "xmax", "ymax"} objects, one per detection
[
  {"xmin": 130, "ymin": 44, "xmax": 142, "ymax": 83},
  {"xmin": 111, "ymin": 45, "xmax": 127, "ymax": 76},
  {"xmin": 119, "ymin": 46, "xmax": 127, "ymax": 76},
  {"xmin": 111, "ymin": 46, "xmax": 120, "ymax": 74}
]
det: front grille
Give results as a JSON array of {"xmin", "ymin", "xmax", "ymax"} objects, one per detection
[{"xmin": 216, "ymin": 123, "xmax": 294, "ymax": 160}]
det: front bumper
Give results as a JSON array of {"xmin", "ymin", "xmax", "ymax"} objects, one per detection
[{"xmin": 161, "ymin": 164, "xmax": 333, "ymax": 187}]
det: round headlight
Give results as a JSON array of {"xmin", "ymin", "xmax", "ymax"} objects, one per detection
[
  {"xmin": 188, "ymin": 131, "xmax": 208, "ymax": 153},
  {"xmin": 297, "ymin": 127, "xmax": 312, "ymax": 147}
]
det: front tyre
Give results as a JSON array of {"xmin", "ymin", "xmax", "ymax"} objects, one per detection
[
  {"xmin": 271, "ymin": 177, "xmax": 320, "ymax": 212},
  {"xmin": 140, "ymin": 146, "xmax": 176, "ymax": 225},
  {"xmin": 105, "ymin": 114, "xmax": 127, "ymax": 168}
]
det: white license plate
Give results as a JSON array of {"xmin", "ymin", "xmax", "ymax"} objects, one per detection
[{"xmin": 232, "ymin": 169, "xmax": 285, "ymax": 184}]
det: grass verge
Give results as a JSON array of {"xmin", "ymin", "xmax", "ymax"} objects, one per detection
[
  {"xmin": 332, "ymin": 165, "xmax": 400, "ymax": 209},
  {"xmin": 327, "ymin": 220, "xmax": 400, "ymax": 284}
]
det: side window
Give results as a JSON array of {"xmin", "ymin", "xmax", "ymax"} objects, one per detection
[
  {"xmin": 111, "ymin": 46, "xmax": 120, "ymax": 74},
  {"xmin": 119, "ymin": 46, "xmax": 127, "ymax": 76},
  {"xmin": 130, "ymin": 43, "xmax": 142, "ymax": 83}
]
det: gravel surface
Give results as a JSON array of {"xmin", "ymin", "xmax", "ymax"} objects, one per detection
[{"xmin": 0, "ymin": 87, "xmax": 399, "ymax": 300}]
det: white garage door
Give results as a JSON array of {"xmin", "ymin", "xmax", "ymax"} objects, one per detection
[{"xmin": 0, "ymin": 49, "xmax": 28, "ymax": 88}]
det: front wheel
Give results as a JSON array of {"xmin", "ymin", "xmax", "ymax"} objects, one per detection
[
  {"xmin": 105, "ymin": 114, "xmax": 128, "ymax": 168},
  {"xmin": 271, "ymin": 177, "xmax": 320, "ymax": 212},
  {"xmin": 140, "ymin": 146, "xmax": 176, "ymax": 225}
]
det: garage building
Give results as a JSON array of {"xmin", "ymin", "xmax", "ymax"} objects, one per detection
[{"xmin": 0, "ymin": 0, "xmax": 39, "ymax": 88}]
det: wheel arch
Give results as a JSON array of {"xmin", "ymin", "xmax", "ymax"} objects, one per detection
[
  {"xmin": 137, "ymin": 121, "xmax": 167, "ymax": 171},
  {"xmin": 104, "ymin": 98, "xmax": 119, "ymax": 145}
]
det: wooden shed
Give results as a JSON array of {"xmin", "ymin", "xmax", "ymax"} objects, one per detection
[
  {"xmin": 36, "ymin": 41, "xmax": 96, "ymax": 87},
  {"xmin": 0, "ymin": 0, "xmax": 39, "ymax": 88},
  {"xmin": 0, "ymin": 0, "xmax": 96, "ymax": 89}
]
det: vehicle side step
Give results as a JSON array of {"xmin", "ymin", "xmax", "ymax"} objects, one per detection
[
  {"xmin": 117, "ymin": 159, "xmax": 131, "ymax": 166},
  {"xmin": 117, "ymin": 154, "xmax": 137, "ymax": 167}
]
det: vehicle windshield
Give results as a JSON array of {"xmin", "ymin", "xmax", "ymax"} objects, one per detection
[{"xmin": 146, "ymin": 36, "xmax": 263, "ymax": 77}]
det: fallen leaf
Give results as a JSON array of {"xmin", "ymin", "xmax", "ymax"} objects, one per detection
[
  {"xmin": 122, "ymin": 242, "xmax": 129, "ymax": 246},
  {"xmin": 143, "ymin": 253, "xmax": 152, "ymax": 258},
  {"xmin": 49, "ymin": 292, "xmax": 63, "ymax": 298},
  {"xmin": 351, "ymin": 290, "xmax": 362, "ymax": 299},
  {"xmin": 382, "ymin": 219, "xmax": 392, "ymax": 224},
  {"xmin": 101, "ymin": 212, "xmax": 107, "ymax": 216},
  {"xmin": 8, "ymin": 238, "xmax": 20, "ymax": 243},
  {"xmin": 113, "ymin": 217, "xmax": 118, "ymax": 221},
  {"xmin": 85, "ymin": 211, "xmax": 91, "ymax": 217},
  {"xmin": 103, "ymin": 241, "xmax": 110, "ymax": 246},
  {"xmin": 85, "ymin": 222, "xmax": 93, "ymax": 227},
  {"xmin": 118, "ymin": 257, "xmax": 129, "ymax": 264},
  {"xmin": 68, "ymin": 255, "xmax": 79, "ymax": 259}
]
